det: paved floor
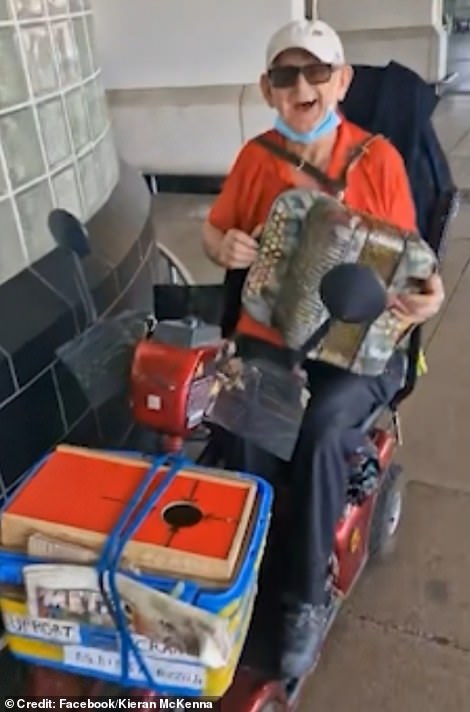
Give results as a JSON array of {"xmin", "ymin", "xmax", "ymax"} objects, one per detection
[
  {"xmin": 447, "ymin": 32, "xmax": 470, "ymax": 93},
  {"xmin": 153, "ymin": 94, "xmax": 470, "ymax": 712}
]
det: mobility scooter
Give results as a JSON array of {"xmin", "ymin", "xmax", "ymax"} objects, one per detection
[
  {"xmin": 6, "ymin": 258, "xmax": 413, "ymax": 711},
  {"xmin": 0, "ymin": 61, "xmax": 458, "ymax": 710}
]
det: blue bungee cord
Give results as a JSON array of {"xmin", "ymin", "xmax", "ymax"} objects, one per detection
[{"xmin": 96, "ymin": 452, "xmax": 188, "ymax": 689}]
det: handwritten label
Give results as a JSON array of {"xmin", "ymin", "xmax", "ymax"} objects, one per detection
[
  {"xmin": 4, "ymin": 609, "xmax": 213, "ymax": 670},
  {"xmin": 63, "ymin": 645, "xmax": 205, "ymax": 691},
  {"xmin": 132, "ymin": 632, "xmax": 199, "ymax": 663},
  {"xmin": 3, "ymin": 612, "xmax": 81, "ymax": 644}
]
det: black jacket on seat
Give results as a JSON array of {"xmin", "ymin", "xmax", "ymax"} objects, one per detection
[
  {"xmin": 339, "ymin": 61, "xmax": 457, "ymax": 404},
  {"xmin": 340, "ymin": 60, "xmax": 456, "ymax": 256}
]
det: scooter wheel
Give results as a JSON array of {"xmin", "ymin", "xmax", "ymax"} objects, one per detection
[
  {"xmin": 256, "ymin": 702, "xmax": 286, "ymax": 712},
  {"xmin": 220, "ymin": 667, "xmax": 288, "ymax": 712},
  {"xmin": 369, "ymin": 463, "xmax": 404, "ymax": 562}
]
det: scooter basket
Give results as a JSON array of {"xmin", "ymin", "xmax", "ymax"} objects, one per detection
[{"xmin": 0, "ymin": 449, "xmax": 273, "ymax": 699}]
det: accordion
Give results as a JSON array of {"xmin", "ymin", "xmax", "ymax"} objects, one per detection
[{"xmin": 242, "ymin": 189, "xmax": 437, "ymax": 377}]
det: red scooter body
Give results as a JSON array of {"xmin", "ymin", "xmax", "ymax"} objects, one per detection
[
  {"xmin": 21, "ymin": 319, "xmax": 402, "ymax": 712},
  {"xmin": 334, "ymin": 429, "xmax": 395, "ymax": 595},
  {"xmin": 130, "ymin": 336, "xmax": 222, "ymax": 450}
]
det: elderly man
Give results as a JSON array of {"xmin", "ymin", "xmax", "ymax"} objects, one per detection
[{"xmin": 202, "ymin": 19, "xmax": 444, "ymax": 678}]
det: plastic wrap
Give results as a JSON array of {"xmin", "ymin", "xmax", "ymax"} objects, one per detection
[
  {"xmin": 55, "ymin": 310, "xmax": 148, "ymax": 407},
  {"xmin": 207, "ymin": 355, "xmax": 308, "ymax": 461}
]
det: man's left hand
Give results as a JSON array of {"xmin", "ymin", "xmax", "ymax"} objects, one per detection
[{"xmin": 388, "ymin": 272, "xmax": 445, "ymax": 325}]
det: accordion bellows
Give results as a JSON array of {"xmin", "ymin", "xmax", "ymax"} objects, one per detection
[{"xmin": 241, "ymin": 189, "xmax": 437, "ymax": 376}]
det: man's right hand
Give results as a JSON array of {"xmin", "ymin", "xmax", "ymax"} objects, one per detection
[{"xmin": 218, "ymin": 227, "xmax": 261, "ymax": 269}]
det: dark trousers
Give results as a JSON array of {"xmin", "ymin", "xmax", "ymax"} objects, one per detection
[{"xmin": 222, "ymin": 351, "xmax": 405, "ymax": 606}]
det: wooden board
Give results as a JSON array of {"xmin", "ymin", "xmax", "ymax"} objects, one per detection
[{"xmin": 0, "ymin": 445, "xmax": 257, "ymax": 583}]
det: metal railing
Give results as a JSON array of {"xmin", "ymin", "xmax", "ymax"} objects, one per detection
[{"xmin": 155, "ymin": 243, "xmax": 194, "ymax": 287}]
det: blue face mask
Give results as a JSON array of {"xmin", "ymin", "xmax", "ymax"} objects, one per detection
[{"xmin": 274, "ymin": 108, "xmax": 341, "ymax": 144}]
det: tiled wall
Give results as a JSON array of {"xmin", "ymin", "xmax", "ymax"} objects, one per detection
[
  {"xmin": 0, "ymin": 159, "xmax": 158, "ymax": 506},
  {"xmin": 0, "ymin": 0, "xmax": 119, "ymax": 285},
  {"xmin": 0, "ymin": 159, "xmax": 163, "ymax": 676},
  {"xmin": 0, "ymin": 0, "xmax": 147, "ymax": 501}
]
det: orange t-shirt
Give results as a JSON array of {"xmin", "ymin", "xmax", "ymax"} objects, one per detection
[{"xmin": 207, "ymin": 119, "xmax": 418, "ymax": 346}]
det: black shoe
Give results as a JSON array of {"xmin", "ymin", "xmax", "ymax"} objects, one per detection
[{"xmin": 280, "ymin": 596, "xmax": 333, "ymax": 679}]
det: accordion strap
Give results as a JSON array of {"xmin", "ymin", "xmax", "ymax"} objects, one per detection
[{"xmin": 255, "ymin": 133, "xmax": 382, "ymax": 199}]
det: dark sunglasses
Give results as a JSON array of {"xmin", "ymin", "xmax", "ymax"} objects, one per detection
[{"xmin": 268, "ymin": 62, "xmax": 337, "ymax": 88}]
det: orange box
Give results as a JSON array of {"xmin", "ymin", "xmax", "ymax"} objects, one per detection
[{"xmin": 0, "ymin": 445, "xmax": 256, "ymax": 583}]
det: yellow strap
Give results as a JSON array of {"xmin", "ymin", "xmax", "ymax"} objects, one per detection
[{"xmin": 417, "ymin": 348, "xmax": 428, "ymax": 377}]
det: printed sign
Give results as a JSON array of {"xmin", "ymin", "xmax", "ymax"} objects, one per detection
[
  {"xmin": 63, "ymin": 645, "xmax": 205, "ymax": 691},
  {"xmin": 3, "ymin": 612, "xmax": 81, "ymax": 644}
]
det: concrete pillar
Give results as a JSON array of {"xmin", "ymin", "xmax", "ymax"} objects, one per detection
[
  {"xmin": 317, "ymin": 0, "xmax": 447, "ymax": 83},
  {"xmin": 96, "ymin": 0, "xmax": 449, "ymax": 175},
  {"xmin": 92, "ymin": 0, "xmax": 306, "ymax": 88}
]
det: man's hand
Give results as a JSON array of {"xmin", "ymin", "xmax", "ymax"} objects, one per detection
[
  {"xmin": 388, "ymin": 272, "xmax": 445, "ymax": 325},
  {"xmin": 218, "ymin": 225, "xmax": 263, "ymax": 270}
]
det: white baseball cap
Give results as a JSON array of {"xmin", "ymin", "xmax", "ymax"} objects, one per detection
[{"xmin": 266, "ymin": 19, "xmax": 345, "ymax": 69}]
